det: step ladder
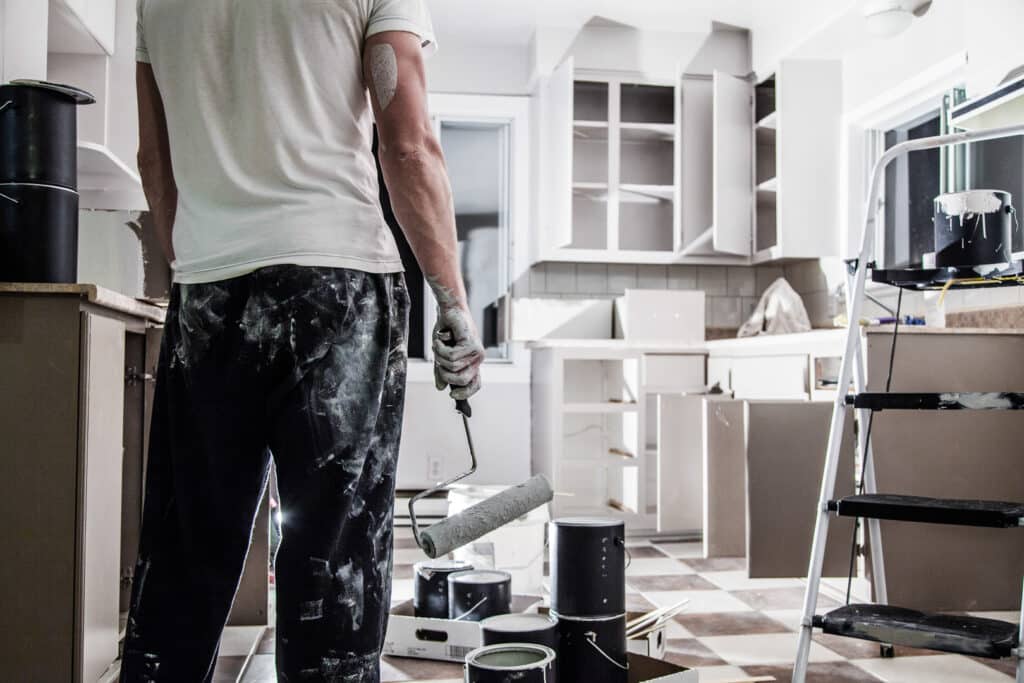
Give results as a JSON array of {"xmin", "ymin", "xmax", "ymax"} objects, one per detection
[{"xmin": 792, "ymin": 123, "xmax": 1024, "ymax": 683}]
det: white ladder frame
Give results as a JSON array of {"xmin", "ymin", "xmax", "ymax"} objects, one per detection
[{"xmin": 793, "ymin": 123, "xmax": 1024, "ymax": 683}]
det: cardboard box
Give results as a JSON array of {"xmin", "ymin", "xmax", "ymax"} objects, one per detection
[{"xmin": 383, "ymin": 596, "xmax": 544, "ymax": 662}]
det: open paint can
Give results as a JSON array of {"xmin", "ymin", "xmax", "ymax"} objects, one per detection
[
  {"xmin": 448, "ymin": 569, "xmax": 512, "ymax": 622},
  {"xmin": 481, "ymin": 612, "xmax": 559, "ymax": 649},
  {"xmin": 552, "ymin": 612, "xmax": 627, "ymax": 683},
  {"xmin": 464, "ymin": 643, "xmax": 556, "ymax": 683},
  {"xmin": 933, "ymin": 190, "xmax": 1015, "ymax": 268},
  {"xmin": 550, "ymin": 517, "xmax": 626, "ymax": 617},
  {"xmin": 413, "ymin": 559, "xmax": 474, "ymax": 618}
]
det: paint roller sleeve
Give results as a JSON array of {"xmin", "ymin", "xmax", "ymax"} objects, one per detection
[{"xmin": 419, "ymin": 475, "xmax": 555, "ymax": 559}]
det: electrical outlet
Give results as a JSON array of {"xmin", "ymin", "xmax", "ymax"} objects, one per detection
[{"xmin": 426, "ymin": 455, "xmax": 444, "ymax": 482}]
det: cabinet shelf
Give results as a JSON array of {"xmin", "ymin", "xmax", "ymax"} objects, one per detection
[
  {"xmin": 620, "ymin": 122, "xmax": 675, "ymax": 141},
  {"xmin": 563, "ymin": 402, "xmax": 639, "ymax": 414},
  {"xmin": 77, "ymin": 142, "xmax": 146, "ymax": 211},
  {"xmin": 620, "ymin": 184, "xmax": 674, "ymax": 202},
  {"xmin": 756, "ymin": 111, "xmax": 778, "ymax": 130},
  {"xmin": 573, "ymin": 121, "xmax": 609, "ymax": 140},
  {"xmin": 756, "ymin": 177, "xmax": 778, "ymax": 193}
]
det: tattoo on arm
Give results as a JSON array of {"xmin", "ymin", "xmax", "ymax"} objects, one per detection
[{"xmin": 369, "ymin": 43, "xmax": 398, "ymax": 110}]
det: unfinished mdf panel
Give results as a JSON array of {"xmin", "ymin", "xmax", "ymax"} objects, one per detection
[
  {"xmin": 745, "ymin": 401, "xmax": 856, "ymax": 578},
  {"xmin": 657, "ymin": 395, "xmax": 704, "ymax": 534},
  {"xmin": 711, "ymin": 71, "xmax": 753, "ymax": 256},
  {"xmin": 0, "ymin": 296, "xmax": 81, "ymax": 682},
  {"xmin": 702, "ymin": 399, "xmax": 747, "ymax": 558},
  {"xmin": 867, "ymin": 331, "xmax": 1024, "ymax": 610},
  {"xmin": 678, "ymin": 77, "xmax": 714, "ymax": 249},
  {"xmin": 77, "ymin": 312, "xmax": 126, "ymax": 683}
]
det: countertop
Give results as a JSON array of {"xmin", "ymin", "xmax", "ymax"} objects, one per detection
[{"xmin": 0, "ymin": 282, "xmax": 166, "ymax": 323}]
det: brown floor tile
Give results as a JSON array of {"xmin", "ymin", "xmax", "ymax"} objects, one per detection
[
  {"xmin": 968, "ymin": 655, "xmax": 1019, "ymax": 676},
  {"xmin": 681, "ymin": 557, "xmax": 747, "ymax": 572},
  {"xmin": 663, "ymin": 638, "xmax": 727, "ymax": 668},
  {"xmin": 813, "ymin": 632, "xmax": 942, "ymax": 659},
  {"xmin": 393, "ymin": 563, "xmax": 414, "ymax": 580},
  {"xmin": 626, "ymin": 546, "xmax": 669, "ymax": 559},
  {"xmin": 381, "ymin": 655, "xmax": 464, "ymax": 680},
  {"xmin": 392, "ymin": 536, "xmax": 420, "ymax": 550},
  {"xmin": 626, "ymin": 593, "xmax": 658, "ymax": 613},
  {"xmin": 627, "ymin": 574, "xmax": 718, "ymax": 592},
  {"xmin": 240, "ymin": 654, "xmax": 276, "ymax": 682},
  {"xmin": 673, "ymin": 610, "xmax": 790, "ymax": 637},
  {"xmin": 256, "ymin": 626, "xmax": 275, "ymax": 654},
  {"xmin": 730, "ymin": 587, "xmax": 839, "ymax": 611},
  {"xmin": 743, "ymin": 662, "xmax": 883, "ymax": 683}
]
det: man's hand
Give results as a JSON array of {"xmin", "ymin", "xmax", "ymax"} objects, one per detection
[{"xmin": 432, "ymin": 305, "xmax": 484, "ymax": 401}]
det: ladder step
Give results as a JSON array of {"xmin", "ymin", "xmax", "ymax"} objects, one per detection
[
  {"xmin": 814, "ymin": 604, "xmax": 1019, "ymax": 659},
  {"xmin": 828, "ymin": 494, "xmax": 1024, "ymax": 528},
  {"xmin": 846, "ymin": 392, "xmax": 1024, "ymax": 411}
]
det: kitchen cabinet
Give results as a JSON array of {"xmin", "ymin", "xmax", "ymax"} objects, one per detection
[
  {"xmin": 0, "ymin": 284, "xmax": 269, "ymax": 681},
  {"xmin": 752, "ymin": 60, "xmax": 843, "ymax": 263},
  {"xmin": 532, "ymin": 57, "xmax": 753, "ymax": 266},
  {"xmin": 531, "ymin": 341, "xmax": 706, "ymax": 531},
  {"xmin": 50, "ymin": 0, "xmax": 117, "ymax": 55}
]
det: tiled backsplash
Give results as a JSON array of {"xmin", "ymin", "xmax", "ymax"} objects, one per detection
[{"xmin": 521, "ymin": 263, "xmax": 793, "ymax": 329}]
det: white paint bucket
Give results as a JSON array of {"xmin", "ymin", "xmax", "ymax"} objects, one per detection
[{"xmin": 447, "ymin": 483, "xmax": 549, "ymax": 595}]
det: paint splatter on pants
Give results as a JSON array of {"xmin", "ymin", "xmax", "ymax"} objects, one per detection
[{"xmin": 121, "ymin": 266, "xmax": 409, "ymax": 683}]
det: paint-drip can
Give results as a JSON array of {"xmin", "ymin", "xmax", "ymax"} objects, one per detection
[
  {"xmin": 464, "ymin": 643, "xmax": 556, "ymax": 683},
  {"xmin": 933, "ymin": 190, "xmax": 1014, "ymax": 268},
  {"xmin": 413, "ymin": 559, "xmax": 474, "ymax": 618},
  {"xmin": 552, "ymin": 612, "xmax": 627, "ymax": 683},
  {"xmin": 550, "ymin": 517, "xmax": 626, "ymax": 617},
  {"xmin": 481, "ymin": 612, "xmax": 559, "ymax": 649},
  {"xmin": 448, "ymin": 569, "xmax": 512, "ymax": 622}
]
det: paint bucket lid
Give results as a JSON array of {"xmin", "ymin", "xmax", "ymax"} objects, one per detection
[
  {"xmin": 448, "ymin": 569, "xmax": 512, "ymax": 585},
  {"xmin": 550, "ymin": 610, "xmax": 626, "ymax": 622},
  {"xmin": 414, "ymin": 559, "xmax": 473, "ymax": 574},
  {"xmin": 465, "ymin": 643, "xmax": 556, "ymax": 670},
  {"xmin": 481, "ymin": 613, "xmax": 557, "ymax": 632},
  {"xmin": 553, "ymin": 516, "xmax": 622, "ymax": 527}
]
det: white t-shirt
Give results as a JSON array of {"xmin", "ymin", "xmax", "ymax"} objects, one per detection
[{"xmin": 136, "ymin": 0, "xmax": 436, "ymax": 284}]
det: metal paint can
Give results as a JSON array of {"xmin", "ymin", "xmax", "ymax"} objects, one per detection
[
  {"xmin": 549, "ymin": 517, "xmax": 626, "ymax": 617},
  {"xmin": 933, "ymin": 190, "xmax": 1014, "ymax": 268},
  {"xmin": 448, "ymin": 569, "xmax": 512, "ymax": 622},
  {"xmin": 481, "ymin": 612, "xmax": 559, "ymax": 649},
  {"xmin": 413, "ymin": 559, "xmax": 474, "ymax": 618},
  {"xmin": 552, "ymin": 612, "xmax": 628, "ymax": 683},
  {"xmin": 464, "ymin": 643, "xmax": 556, "ymax": 683}
]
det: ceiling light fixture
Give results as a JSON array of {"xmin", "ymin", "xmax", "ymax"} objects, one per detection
[{"xmin": 861, "ymin": 1, "xmax": 915, "ymax": 38}]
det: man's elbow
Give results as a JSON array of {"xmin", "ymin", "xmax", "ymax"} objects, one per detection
[{"xmin": 380, "ymin": 128, "xmax": 444, "ymax": 171}]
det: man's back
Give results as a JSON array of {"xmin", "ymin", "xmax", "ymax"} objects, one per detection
[{"xmin": 136, "ymin": 0, "xmax": 434, "ymax": 284}]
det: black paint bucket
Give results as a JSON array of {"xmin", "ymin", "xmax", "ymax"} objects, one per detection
[
  {"xmin": 933, "ymin": 190, "xmax": 1014, "ymax": 268},
  {"xmin": 447, "ymin": 569, "xmax": 512, "ymax": 622},
  {"xmin": 0, "ymin": 80, "xmax": 94, "ymax": 189},
  {"xmin": 552, "ymin": 612, "xmax": 627, "ymax": 683},
  {"xmin": 464, "ymin": 643, "xmax": 556, "ymax": 683},
  {"xmin": 413, "ymin": 559, "xmax": 474, "ymax": 618},
  {"xmin": 481, "ymin": 613, "xmax": 559, "ymax": 649},
  {"xmin": 550, "ymin": 517, "xmax": 626, "ymax": 617},
  {"xmin": 0, "ymin": 183, "xmax": 79, "ymax": 283}
]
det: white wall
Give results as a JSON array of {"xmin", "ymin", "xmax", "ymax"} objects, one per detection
[
  {"xmin": 748, "ymin": 0, "xmax": 853, "ymax": 77},
  {"xmin": 1, "ymin": 0, "xmax": 48, "ymax": 81},
  {"xmin": 427, "ymin": 42, "xmax": 534, "ymax": 95}
]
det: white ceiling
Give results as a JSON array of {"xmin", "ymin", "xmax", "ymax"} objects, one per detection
[{"xmin": 426, "ymin": 0, "xmax": 754, "ymax": 47}]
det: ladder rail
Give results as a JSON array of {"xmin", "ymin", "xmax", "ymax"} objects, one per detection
[
  {"xmin": 1018, "ymin": 577, "xmax": 1023, "ymax": 683},
  {"xmin": 793, "ymin": 122, "xmax": 1024, "ymax": 683}
]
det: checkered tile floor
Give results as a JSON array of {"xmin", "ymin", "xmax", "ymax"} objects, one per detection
[{"xmin": 217, "ymin": 530, "xmax": 1019, "ymax": 682}]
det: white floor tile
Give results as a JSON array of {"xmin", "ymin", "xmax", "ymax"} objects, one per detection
[
  {"xmin": 691, "ymin": 665, "xmax": 750, "ymax": 682},
  {"xmin": 968, "ymin": 611, "xmax": 1021, "ymax": 624},
  {"xmin": 702, "ymin": 570, "xmax": 805, "ymax": 591},
  {"xmin": 393, "ymin": 548, "xmax": 428, "ymax": 565},
  {"xmin": 699, "ymin": 632, "xmax": 843, "ymax": 666},
  {"xmin": 627, "ymin": 558, "xmax": 696, "ymax": 576},
  {"xmin": 642, "ymin": 590, "xmax": 753, "ymax": 614},
  {"xmin": 218, "ymin": 625, "xmax": 266, "ymax": 657},
  {"xmin": 662, "ymin": 619, "xmax": 695, "ymax": 639},
  {"xmin": 654, "ymin": 542, "xmax": 704, "ymax": 559},
  {"xmin": 852, "ymin": 654, "xmax": 1013, "ymax": 682}
]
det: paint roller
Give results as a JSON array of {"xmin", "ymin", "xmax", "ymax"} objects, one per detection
[{"xmin": 409, "ymin": 397, "xmax": 554, "ymax": 559}]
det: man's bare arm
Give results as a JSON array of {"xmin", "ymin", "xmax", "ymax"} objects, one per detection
[
  {"xmin": 364, "ymin": 31, "xmax": 484, "ymax": 400},
  {"xmin": 136, "ymin": 62, "xmax": 177, "ymax": 264}
]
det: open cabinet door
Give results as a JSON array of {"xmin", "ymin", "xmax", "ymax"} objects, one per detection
[
  {"xmin": 677, "ymin": 75, "xmax": 714, "ymax": 254},
  {"xmin": 538, "ymin": 57, "xmax": 574, "ymax": 257},
  {"xmin": 712, "ymin": 71, "xmax": 753, "ymax": 256}
]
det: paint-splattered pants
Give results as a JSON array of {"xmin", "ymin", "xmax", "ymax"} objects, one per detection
[{"xmin": 121, "ymin": 266, "xmax": 409, "ymax": 683}]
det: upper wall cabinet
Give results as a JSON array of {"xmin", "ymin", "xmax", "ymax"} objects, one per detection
[
  {"xmin": 753, "ymin": 60, "xmax": 842, "ymax": 263},
  {"xmin": 49, "ymin": 0, "xmax": 117, "ymax": 55},
  {"xmin": 531, "ymin": 59, "xmax": 754, "ymax": 266}
]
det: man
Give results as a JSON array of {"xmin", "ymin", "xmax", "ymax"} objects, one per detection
[{"xmin": 124, "ymin": 1, "xmax": 483, "ymax": 681}]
